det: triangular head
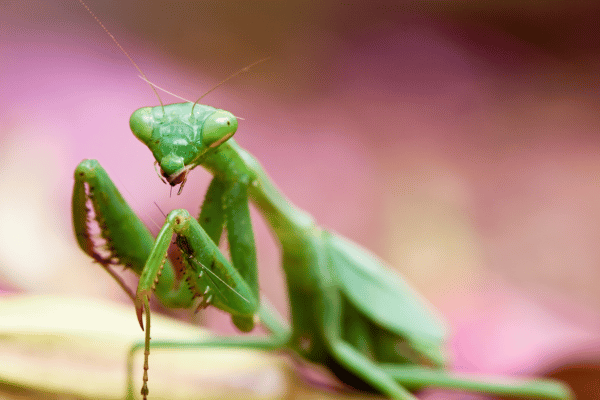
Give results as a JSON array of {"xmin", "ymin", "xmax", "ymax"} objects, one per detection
[{"xmin": 129, "ymin": 102, "xmax": 237, "ymax": 190}]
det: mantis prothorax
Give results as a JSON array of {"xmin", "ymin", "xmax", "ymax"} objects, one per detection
[{"xmin": 72, "ymin": 2, "xmax": 574, "ymax": 400}]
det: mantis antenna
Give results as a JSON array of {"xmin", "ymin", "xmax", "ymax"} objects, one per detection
[
  {"xmin": 138, "ymin": 75, "xmax": 192, "ymax": 103},
  {"xmin": 77, "ymin": 0, "xmax": 165, "ymax": 113},
  {"xmin": 139, "ymin": 75, "xmax": 247, "ymax": 121},
  {"xmin": 190, "ymin": 57, "xmax": 271, "ymax": 116},
  {"xmin": 153, "ymin": 202, "xmax": 167, "ymax": 219}
]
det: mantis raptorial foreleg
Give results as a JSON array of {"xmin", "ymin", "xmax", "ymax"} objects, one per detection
[
  {"xmin": 197, "ymin": 177, "xmax": 227, "ymax": 245},
  {"xmin": 74, "ymin": 159, "xmax": 264, "ymax": 399},
  {"xmin": 72, "ymin": 159, "xmax": 193, "ymax": 308},
  {"xmin": 134, "ymin": 208, "xmax": 259, "ymax": 329}
]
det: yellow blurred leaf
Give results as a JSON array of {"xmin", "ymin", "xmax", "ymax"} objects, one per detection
[{"xmin": 0, "ymin": 295, "xmax": 383, "ymax": 400}]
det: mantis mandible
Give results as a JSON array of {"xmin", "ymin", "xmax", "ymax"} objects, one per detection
[{"xmin": 72, "ymin": 2, "xmax": 573, "ymax": 399}]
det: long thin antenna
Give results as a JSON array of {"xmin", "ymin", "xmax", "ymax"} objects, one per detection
[
  {"xmin": 138, "ymin": 75, "xmax": 191, "ymax": 103},
  {"xmin": 77, "ymin": 0, "xmax": 165, "ymax": 112},
  {"xmin": 153, "ymin": 201, "xmax": 167, "ymax": 218},
  {"xmin": 140, "ymin": 75, "xmax": 247, "ymax": 120},
  {"xmin": 191, "ymin": 57, "xmax": 271, "ymax": 116}
]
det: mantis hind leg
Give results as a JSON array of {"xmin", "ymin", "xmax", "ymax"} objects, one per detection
[
  {"xmin": 326, "ymin": 297, "xmax": 387, "ymax": 393},
  {"xmin": 320, "ymin": 296, "xmax": 571, "ymax": 400},
  {"xmin": 318, "ymin": 293, "xmax": 571, "ymax": 400},
  {"xmin": 326, "ymin": 299, "xmax": 433, "ymax": 394},
  {"xmin": 380, "ymin": 365, "xmax": 573, "ymax": 400},
  {"xmin": 317, "ymin": 289, "xmax": 419, "ymax": 400}
]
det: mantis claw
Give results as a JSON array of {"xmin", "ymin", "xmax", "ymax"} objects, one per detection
[
  {"xmin": 135, "ymin": 291, "xmax": 150, "ymax": 331},
  {"xmin": 135, "ymin": 302, "xmax": 144, "ymax": 331}
]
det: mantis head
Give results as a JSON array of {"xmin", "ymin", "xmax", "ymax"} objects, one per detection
[{"xmin": 129, "ymin": 102, "xmax": 237, "ymax": 190}]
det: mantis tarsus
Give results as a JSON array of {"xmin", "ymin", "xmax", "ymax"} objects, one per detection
[{"xmin": 72, "ymin": 2, "xmax": 574, "ymax": 400}]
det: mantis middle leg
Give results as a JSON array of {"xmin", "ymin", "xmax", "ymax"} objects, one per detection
[{"xmin": 125, "ymin": 300, "xmax": 291, "ymax": 400}]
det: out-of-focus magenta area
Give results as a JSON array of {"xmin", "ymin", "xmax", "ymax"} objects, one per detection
[{"xmin": 2, "ymin": 1, "xmax": 600, "ymax": 398}]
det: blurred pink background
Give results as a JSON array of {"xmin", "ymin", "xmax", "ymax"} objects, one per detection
[{"xmin": 2, "ymin": 1, "xmax": 600, "ymax": 397}]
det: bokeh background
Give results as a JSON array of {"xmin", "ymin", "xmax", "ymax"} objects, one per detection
[{"xmin": 2, "ymin": 0, "xmax": 600, "ymax": 398}]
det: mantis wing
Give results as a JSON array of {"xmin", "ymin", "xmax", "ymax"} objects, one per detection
[{"xmin": 327, "ymin": 233, "xmax": 448, "ymax": 347}]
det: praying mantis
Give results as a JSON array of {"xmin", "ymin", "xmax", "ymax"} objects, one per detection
[{"xmin": 71, "ymin": 2, "xmax": 574, "ymax": 400}]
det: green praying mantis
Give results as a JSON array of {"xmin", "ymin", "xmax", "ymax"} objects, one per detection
[{"xmin": 71, "ymin": 2, "xmax": 574, "ymax": 400}]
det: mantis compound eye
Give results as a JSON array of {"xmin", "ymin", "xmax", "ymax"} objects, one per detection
[
  {"xmin": 202, "ymin": 110, "xmax": 238, "ymax": 148},
  {"xmin": 129, "ymin": 107, "xmax": 154, "ymax": 145}
]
